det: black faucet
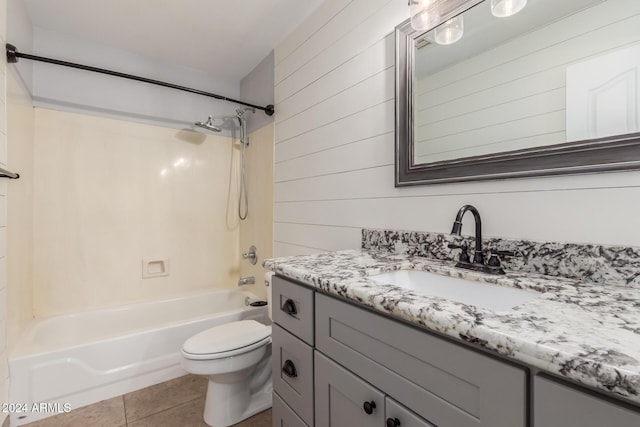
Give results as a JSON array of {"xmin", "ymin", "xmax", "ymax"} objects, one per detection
[{"xmin": 449, "ymin": 205, "xmax": 505, "ymax": 275}]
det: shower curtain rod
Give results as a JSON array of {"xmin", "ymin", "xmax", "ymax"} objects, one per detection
[{"xmin": 5, "ymin": 43, "xmax": 275, "ymax": 116}]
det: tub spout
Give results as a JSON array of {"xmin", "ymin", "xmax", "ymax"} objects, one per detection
[{"xmin": 238, "ymin": 276, "xmax": 255, "ymax": 286}]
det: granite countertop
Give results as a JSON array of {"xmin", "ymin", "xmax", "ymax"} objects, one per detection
[{"xmin": 264, "ymin": 249, "xmax": 640, "ymax": 404}]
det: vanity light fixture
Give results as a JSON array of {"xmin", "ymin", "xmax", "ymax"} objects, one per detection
[
  {"xmin": 434, "ymin": 15, "xmax": 464, "ymax": 45},
  {"xmin": 409, "ymin": 0, "xmax": 441, "ymax": 31},
  {"xmin": 490, "ymin": 0, "xmax": 527, "ymax": 17}
]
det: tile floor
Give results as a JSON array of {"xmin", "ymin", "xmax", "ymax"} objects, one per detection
[{"xmin": 17, "ymin": 375, "xmax": 271, "ymax": 427}]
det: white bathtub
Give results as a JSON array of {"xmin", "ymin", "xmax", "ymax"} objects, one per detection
[{"xmin": 9, "ymin": 289, "xmax": 269, "ymax": 426}]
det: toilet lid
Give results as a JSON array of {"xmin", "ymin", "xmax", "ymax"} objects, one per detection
[{"xmin": 182, "ymin": 320, "xmax": 271, "ymax": 355}]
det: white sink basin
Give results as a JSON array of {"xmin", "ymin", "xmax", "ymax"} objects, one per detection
[{"xmin": 368, "ymin": 270, "xmax": 541, "ymax": 311}]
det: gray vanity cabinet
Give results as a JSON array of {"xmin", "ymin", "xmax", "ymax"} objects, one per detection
[
  {"xmin": 534, "ymin": 375, "xmax": 640, "ymax": 427},
  {"xmin": 272, "ymin": 276, "xmax": 526, "ymax": 427},
  {"xmin": 272, "ymin": 275, "xmax": 640, "ymax": 427},
  {"xmin": 315, "ymin": 293, "xmax": 527, "ymax": 427}
]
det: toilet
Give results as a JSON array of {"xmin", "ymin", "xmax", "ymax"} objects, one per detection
[{"xmin": 181, "ymin": 274, "xmax": 274, "ymax": 427}]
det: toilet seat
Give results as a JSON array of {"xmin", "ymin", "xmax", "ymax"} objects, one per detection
[{"xmin": 182, "ymin": 320, "xmax": 271, "ymax": 360}]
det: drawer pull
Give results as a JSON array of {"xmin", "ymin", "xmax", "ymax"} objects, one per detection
[
  {"xmin": 386, "ymin": 418, "xmax": 401, "ymax": 427},
  {"xmin": 282, "ymin": 360, "xmax": 298, "ymax": 378},
  {"xmin": 282, "ymin": 299, "xmax": 298, "ymax": 316},
  {"xmin": 363, "ymin": 400, "xmax": 376, "ymax": 415}
]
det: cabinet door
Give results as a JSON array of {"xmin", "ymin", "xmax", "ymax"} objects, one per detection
[
  {"xmin": 386, "ymin": 397, "xmax": 436, "ymax": 427},
  {"xmin": 315, "ymin": 351, "xmax": 384, "ymax": 427},
  {"xmin": 534, "ymin": 375, "xmax": 640, "ymax": 427},
  {"xmin": 273, "ymin": 392, "xmax": 309, "ymax": 427}
]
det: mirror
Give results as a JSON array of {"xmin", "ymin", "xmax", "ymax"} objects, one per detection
[{"xmin": 396, "ymin": 0, "xmax": 640, "ymax": 186}]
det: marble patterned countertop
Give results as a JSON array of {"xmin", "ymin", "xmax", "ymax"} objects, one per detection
[{"xmin": 264, "ymin": 249, "xmax": 640, "ymax": 404}]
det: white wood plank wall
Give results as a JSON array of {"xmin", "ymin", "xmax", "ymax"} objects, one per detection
[
  {"xmin": 415, "ymin": 0, "xmax": 640, "ymax": 163},
  {"xmin": 273, "ymin": 0, "xmax": 640, "ymax": 257}
]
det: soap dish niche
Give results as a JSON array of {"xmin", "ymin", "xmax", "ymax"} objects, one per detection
[{"xmin": 142, "ymin": 258, "xmax": 170, "ymax": 279}]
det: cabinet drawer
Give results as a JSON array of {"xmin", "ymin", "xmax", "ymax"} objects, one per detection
[
  {"xmin": 386, "ymin": 397, "xmax": 436, "ymax": 427},
  {"xmin": 316, "ymin": 293, "xmax": 526, "ymax": 427},
  {"xmin": 272, "ymin": 324, "xmax": 314, "ymax": 426},
  {"xmin": 534, "ymin": 375, "xmax": 640, "ymax": 427},
  {"xmin": 273, "ymin": 276, "xmax": 314, "ymax": 345},
  {"xmin": 273, "ymin": 392, "xmax": 309, "ymax": 427}
]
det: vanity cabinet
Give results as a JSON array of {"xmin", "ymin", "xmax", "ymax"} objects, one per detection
[
  {"xmin": 315, "ymin": 351, "xmax": 434, "ymax": 427},
  {"xmin": 271, "ymin": 275, "xmax": 640, "ymax": 427},
  {"xmin": 272, "ymin": 275, "xmax": 527, "ymax": 427},
  {"xmin": 534, "ymin": 375, "xmax": 640, "ymax": 427},
  {"xmin": 315, "ymin": 293, "xmax": 526, "ymax": 427}
]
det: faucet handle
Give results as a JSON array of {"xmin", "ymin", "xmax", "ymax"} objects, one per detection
[
  {"xmin": 485, "ymin": 249, "xmax": 506, "ymax": 274},
  {"xmin": 242, "ymin": 245, "xmax": 258, "ymax": 265},
  {"xmin": 447, "ymin": 243, "xmax": 467, "ymax": 250},
  {"xmin": 448, "ymin": 243, "xmax": 470, "ymax": 263},
  {"xmin": 487, "ymin": 249, "xmax": 502, "ymax": 267},
  {"xmin": 493, "ymin": 249, "xmax": 521, "ymax": 258}
]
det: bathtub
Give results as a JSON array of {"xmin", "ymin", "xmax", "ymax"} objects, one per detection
[{"xmin": 9, "ymin": 289, "xmax": 269, "ymax": 426}]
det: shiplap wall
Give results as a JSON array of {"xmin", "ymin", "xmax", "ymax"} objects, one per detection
[
  {"xmin": 273, "ymin": 0, "xmax": 640, "ymax": 256},
  {"xmin": 415, "ymin": 0, "xmax": 640, "ymax": 163}
]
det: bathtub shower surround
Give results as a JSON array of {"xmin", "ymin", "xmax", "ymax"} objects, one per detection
[
  {"xmin": 8, "ymin": 289, "xmax": 268, "ymax": 426},
  {"xmin": 362, "ymin": 228, "xmax": 640, "ymax": 287},
  {"xmin": 264, "ymin": 228, "xmax": 640, "ymax": 404},
  {"xmin": 31, "ymin": 109, "xmax": 241, "ymax": 317}
]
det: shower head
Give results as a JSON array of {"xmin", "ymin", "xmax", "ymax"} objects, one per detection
[{"xmin": 194, "ymin": 115, "xmax": 221, "ymax": 133}]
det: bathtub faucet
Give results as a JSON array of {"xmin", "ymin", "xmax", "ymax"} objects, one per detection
[
  {"xmin": 242, "ymin": 245, "xmax": 258, "ymax": 265},
  {"xmin": 238, "ymin": 276, "xmax": 255, "ymax": 286}
]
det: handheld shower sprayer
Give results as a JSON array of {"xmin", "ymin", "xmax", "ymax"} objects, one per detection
[
  {"xmin": 235, "ymin": 107, "xmax": 255, "ymax": 145},
  {"xmin": 236, "ymin": 107, "xmax": 255, "ymax": 220},
  {"xmin": 193, "ymin": 108, "xmax": 255, "ymax": 221}
]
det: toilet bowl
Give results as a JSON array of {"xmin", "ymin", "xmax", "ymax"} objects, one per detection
[{"xmin": 181, "ymin": 274, "xmax": 274, "ymax": 427}]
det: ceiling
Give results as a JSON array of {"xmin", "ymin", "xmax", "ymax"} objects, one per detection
[{"xmin": 23, "ymin": 0, "xmax": 325, "ymax": 81}]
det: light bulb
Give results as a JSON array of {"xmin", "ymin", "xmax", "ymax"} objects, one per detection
[
  {"xmin": 491, "ymin": 0, "xmax": 527, "ymax": 17},
  {"xmin": 434, "ymin": 15, "xmax": 464, "ymax": 45},
  {"xmin": 409, "ymin": 0, "xmax": 441, "ymax": 31}
]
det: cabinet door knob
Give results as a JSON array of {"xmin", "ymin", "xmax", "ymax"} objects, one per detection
[
  {"xmin": 281, "ymin": 299, "xmax": 297, "ymax": 316},
  {"xmin": 282, "ymin": 360, "xmax": 297, "ymax": 378},
  {"xmin": 363, "ymin": 400, "xmax": 376, "ymax": 415},
  {"xmin": 386, "ymin": 418, "xmax": 401, "ymax": 427}
]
